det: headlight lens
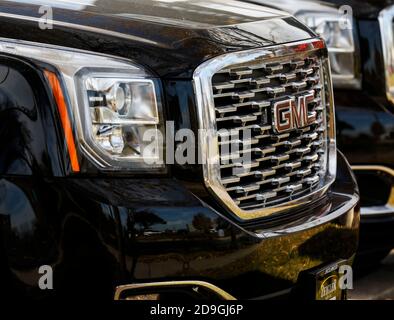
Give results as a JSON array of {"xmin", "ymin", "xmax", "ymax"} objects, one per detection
[
  {"xmin": 0, "ymin": 40, "xmax": 164, "ymax": 172},
  {"xmin": 296, "ymin": 12, "xmax": 360, "ymax": 89},
  {"xmin": 78, "ymin": 73, "xmax": 161, "ymax": 164},
  {"xmin": 74, "ymin": 69, "xmax": 165, "ymax": 172}
]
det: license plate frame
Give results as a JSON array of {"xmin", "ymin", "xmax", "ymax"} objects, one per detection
[{"xmin": 314, "ymin": 260, "xmax": 348, "ymax": 300}]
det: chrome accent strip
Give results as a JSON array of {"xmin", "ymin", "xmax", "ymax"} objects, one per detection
[
  {"xmin": 193, "ymin": 39, "xmax": 337, "ymax": 220},
  {"xmin": 253, "ymin": 193, "xmax": 359, "ymax": 238},
  {"xmin": 114, "ymin": 281, "xmax": 236, "ymax": 300},
  {"xmin": 360, "ymin": 206, "xmax": 394, "ymax": 217},
  {"xmin": 198, "ymin": 190, "xmax": 359, "ymax": 239},
  {"xmin": 379, "ymin": 6, "xmax": 394, "ymax": 105},
  {"xmin": 352, "ymin": 165, "xmax": 394, "ymax": 217}
]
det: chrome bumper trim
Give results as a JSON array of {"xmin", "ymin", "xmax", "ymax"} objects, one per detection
[
  {"xmin": 114, "ymin": 281, "xmax": 236, "ymax": 300},
  {"xmin": 352, "ymin": 165, "xmax": 394, "ymax": 218},
  {"xmin": 253, "ymin": 192, "xmax": 359, "ymax": 239}
]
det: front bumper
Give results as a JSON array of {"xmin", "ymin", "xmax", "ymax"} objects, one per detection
[
  {"xmin": 351, "ymin": 165, "xmax": 394, "ymax": 218},
  {"xmin": 335, "ymin": 89, "xmax": 394, "ymax": 257},
  {"xmin": 2, "ymin": 152, "xmax": 359, "ymax": 300},
  {"xmin": 335, "ymin": 89, "xmax": 394, "ymax": 219},
  {"xmin": 112, "ymin": 186, "xmax": 359, "ymax": 301},
  {"xmin": 101, "ymin": 152, "xmax": 359, "ymax": 300},
  {"xmin": 352, "ymin": 167, "xmax": 394, "ymax": 260}
]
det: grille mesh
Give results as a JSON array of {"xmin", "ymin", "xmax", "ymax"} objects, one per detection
[{"xmin": 212, "ymin": 52, "xmax": 328, "ymax": 210}]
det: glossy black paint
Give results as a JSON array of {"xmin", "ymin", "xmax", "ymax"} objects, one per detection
[
  {"xmin": 0, "ymin": 55, "xmax": 68, "ymax": 177},
  {"xmin": 0, "ymin": 1, "xmax": 360, "ymax": 300},
  {"xmin": 0, "ymin": 1, "xmax": 314, "ymax": 79},
  {"xmin": 0, "ymin": 153, "xmax": 359, "ymax": 300},
  {"xmin": 335, "ymin": 90, "xmax": 394, "ymax": 169}
]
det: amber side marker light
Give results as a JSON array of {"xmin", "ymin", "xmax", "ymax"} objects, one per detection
[{"xmin": 44, "ymin": 70, "xmax": 80, "ymax": 172}]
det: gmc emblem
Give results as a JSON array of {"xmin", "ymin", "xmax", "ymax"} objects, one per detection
[{"xmin": 272, "ymin": 91, "xmax": 317, "ymax": 133}]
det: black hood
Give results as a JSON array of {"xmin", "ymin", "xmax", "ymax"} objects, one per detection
[{"xmin": 0, "ymin": 0, "xmax": 315, "ymax": 77}]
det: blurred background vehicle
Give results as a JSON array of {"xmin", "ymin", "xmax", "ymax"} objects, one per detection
[{"xmin": 246, "ymin": 0, "xmax": 394, "ymax": 269}]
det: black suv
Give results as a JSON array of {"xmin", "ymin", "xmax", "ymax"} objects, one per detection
[{"xmin": 0, "ymin": 0, "xmax": 359, "ymax": 300}]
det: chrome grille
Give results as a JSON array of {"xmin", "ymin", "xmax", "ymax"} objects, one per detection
[
  {"xmin": 194, "ymin": 39, "xmax": 336, "ymax": 220},
  {"xmin": 212, "ymin": 53, "xmax": 328, "ymax": 210}
]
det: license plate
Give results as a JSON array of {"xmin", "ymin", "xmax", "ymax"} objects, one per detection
[{"xmin": 315, "ymin": 261, "xmax": 347, "ymax": 300}]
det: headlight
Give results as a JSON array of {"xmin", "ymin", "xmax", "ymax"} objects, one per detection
[
  {"xmin": 296, "ymin": 11, "xmax": 361, "ymax": 89},
  {"xmin": 0, "ymin": 39, "xmax": 165, "ymax": 173},
  {"xmin": 75, "ymin": 72, "xmax": 162, "ymax": 169}
]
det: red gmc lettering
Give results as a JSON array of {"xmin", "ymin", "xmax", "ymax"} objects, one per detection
[{"xmin": 273, "ymin": 91, "xmax": 316, "ymax": 133}]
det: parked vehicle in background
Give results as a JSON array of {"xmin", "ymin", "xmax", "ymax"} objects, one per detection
[
  {"xmin": 246, "ymin": 0, "xmax": 394, "ymax": 267},
  {"xmin": 0, "ymin": 0, "xmax": 359, "ymax": 300}
]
